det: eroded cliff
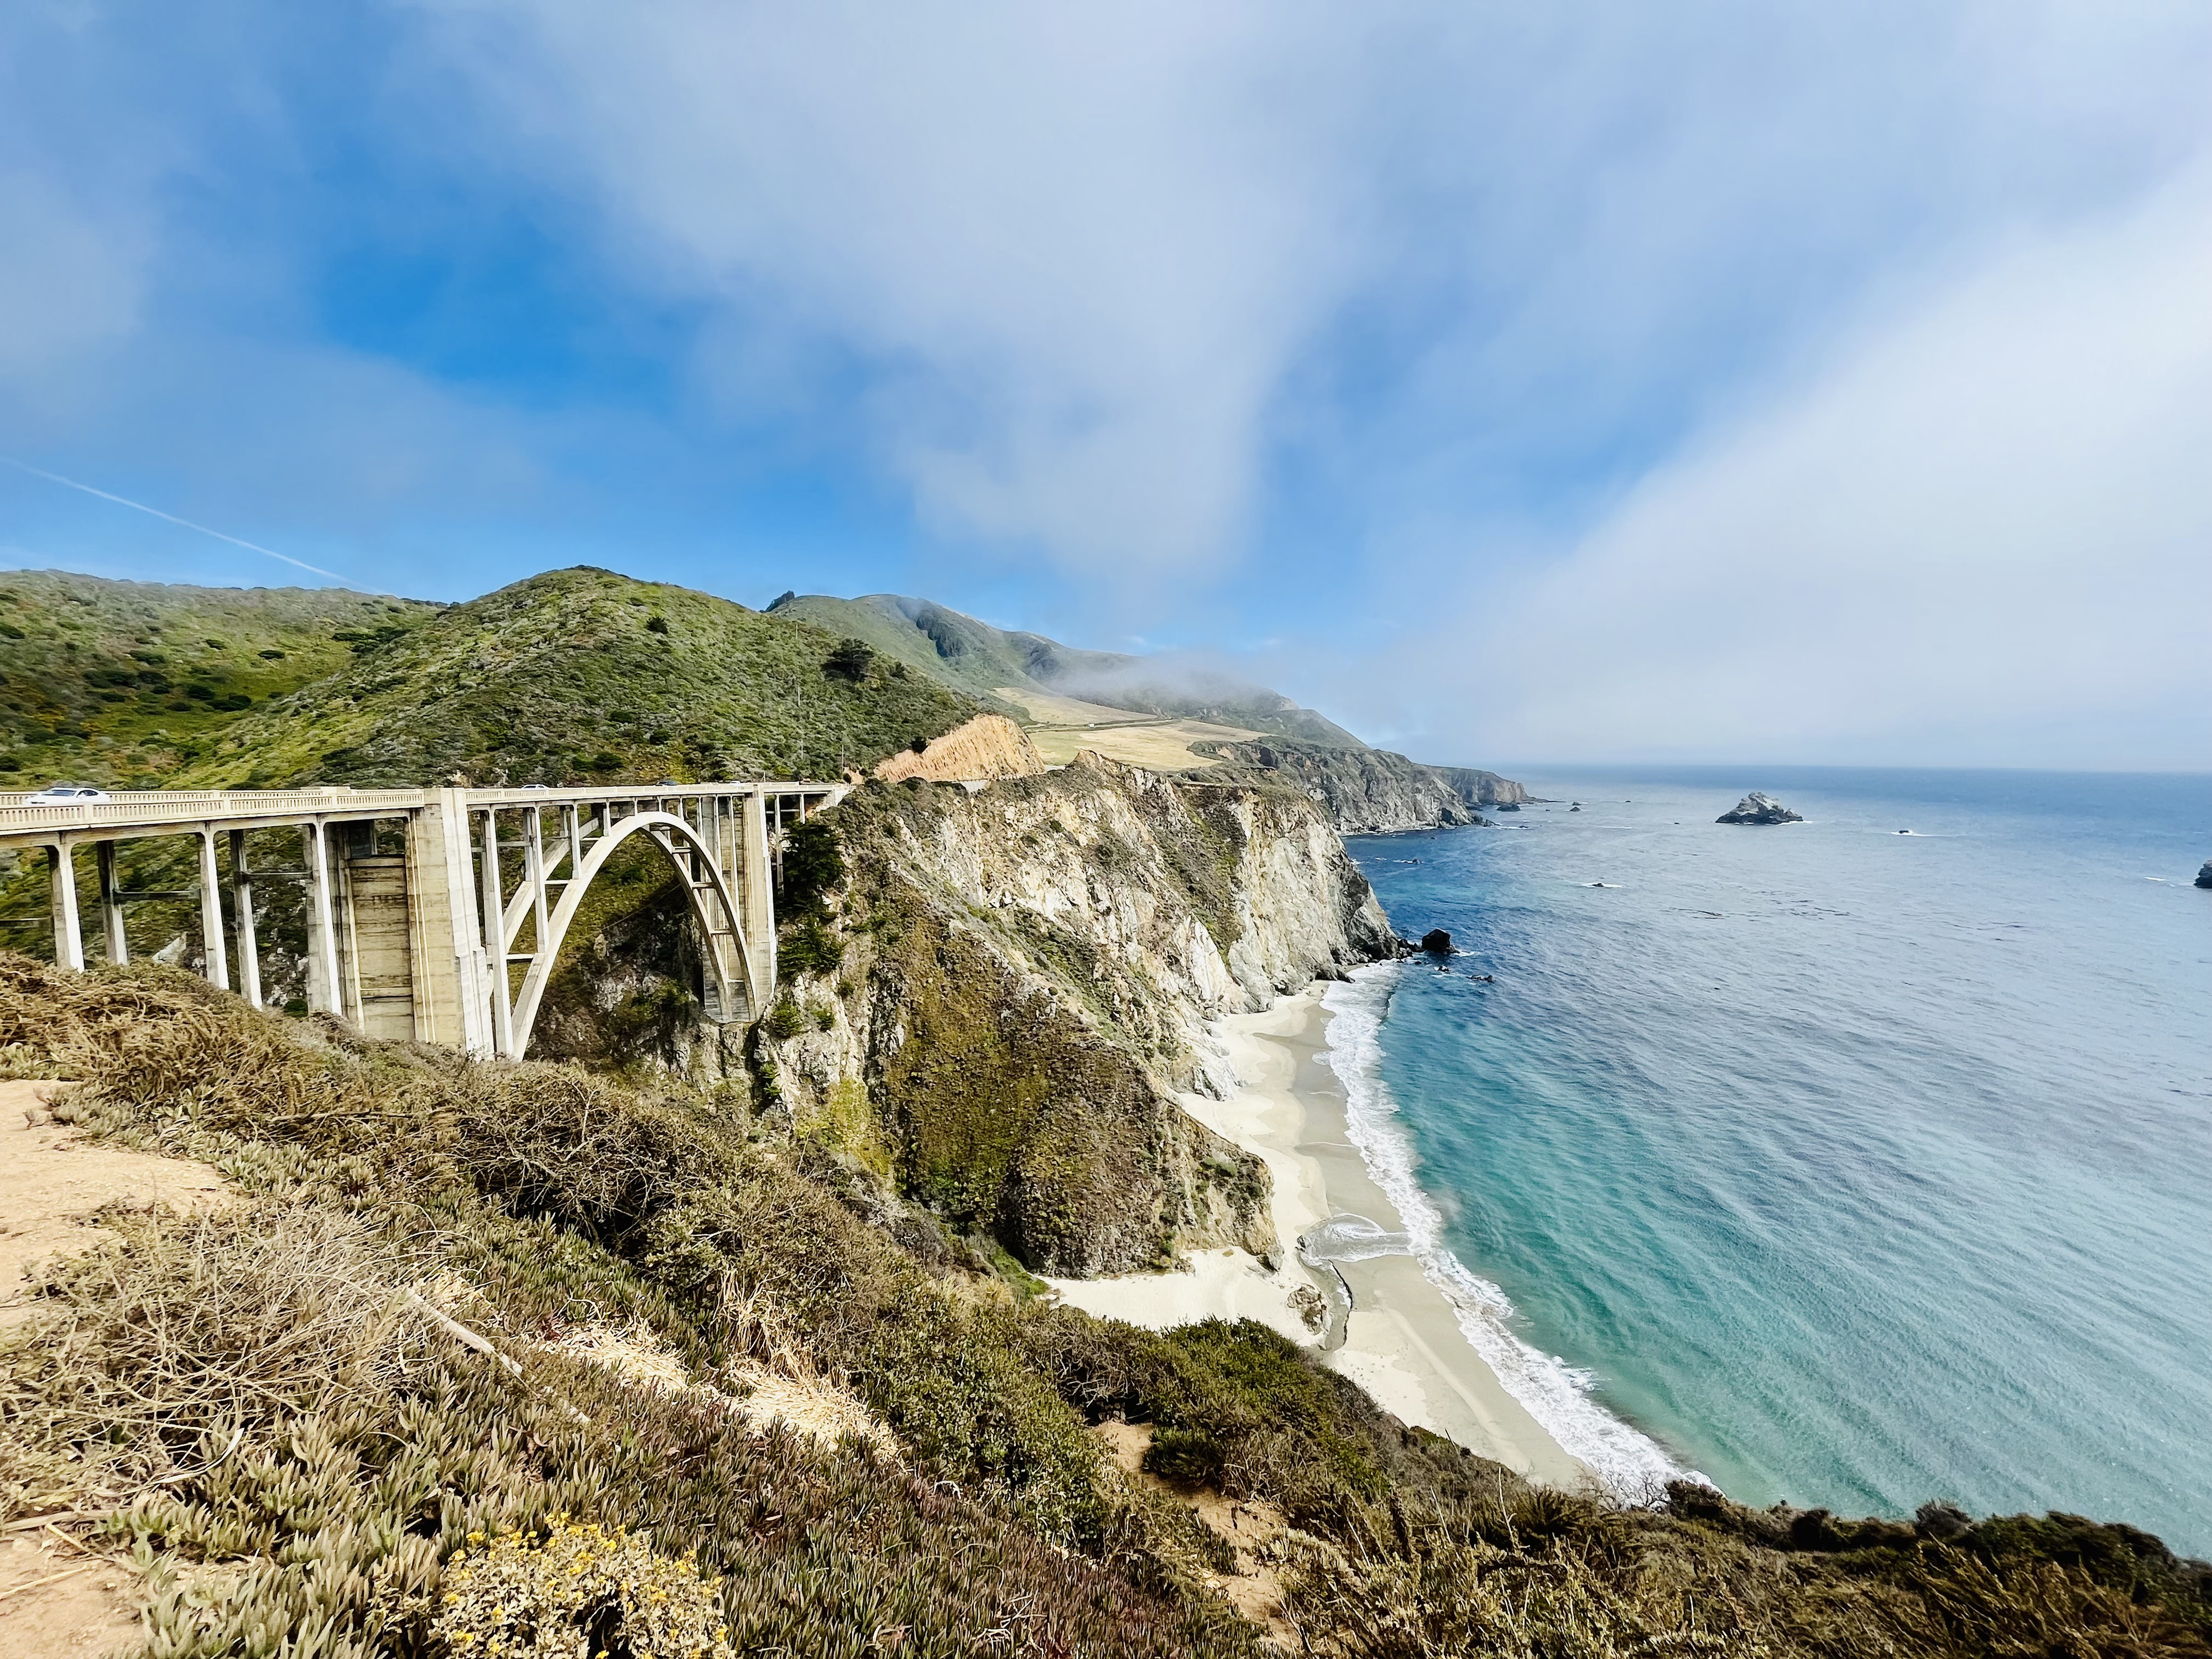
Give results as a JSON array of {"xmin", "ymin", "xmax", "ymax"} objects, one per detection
[{"xmin": 756, "ymin": 754, "xmax": 1396, "ymax": 1274}]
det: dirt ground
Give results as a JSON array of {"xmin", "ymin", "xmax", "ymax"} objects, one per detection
[
  {"xmin": 0, "ymin": 1078, "xmax": 232, "ymax": 1656},
  {"xmin": 1092, "ymin": 1419, "xmax": 1295, "ymax": 1641},
  {"xmin": 0, "ymin": 1079, "xmax": 230, "ymax": 1330},
  {"xmin": 0, "ymin": 1528, "xmax": 141, "ymax": 1657}
]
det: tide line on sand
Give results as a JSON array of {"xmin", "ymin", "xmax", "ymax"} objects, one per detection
[{"xmin": 1047, "ymin": 979, "xmax": 1674, "ymax": 1496}]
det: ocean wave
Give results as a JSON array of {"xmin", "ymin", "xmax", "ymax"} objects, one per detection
[
  {"xmin": 1300, "ymin": 1212, "xmax": 1416, "ymax": 1262},
  {"xmin": 1319, "ymin": 963, "xmax": 1699, "ymax": 1503}
]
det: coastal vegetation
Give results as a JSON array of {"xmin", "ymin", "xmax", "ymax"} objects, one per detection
[{"xmin": 4, "ymin": 954, "xmax": 2208, "ymax": 1657}]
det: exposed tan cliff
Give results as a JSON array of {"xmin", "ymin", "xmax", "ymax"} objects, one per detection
[{"xmin": 872, "ymin": 712, "xmax": 1044, "ymax": 784}]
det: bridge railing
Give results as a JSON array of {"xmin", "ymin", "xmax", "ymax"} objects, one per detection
[{"xmin": 0, "ymin": 787, "xmax": 429, "ymax": 836}]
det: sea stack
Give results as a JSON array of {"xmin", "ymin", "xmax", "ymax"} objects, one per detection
[
  {"xmin": 1717, "ymin": 792, "xmax": 1804, "ymax": 826},
  {"xmin": 2196, "ymin": 861, "xmax": 2212, "ymax": 889},
  {"xmin": 1420, "ymin": 928, "xmax": 1454, "ymax": 953}
]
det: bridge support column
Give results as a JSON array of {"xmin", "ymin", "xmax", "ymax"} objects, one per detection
[
  {"xmin": 476, "ymin": 808, "xmax": 515, "ymax": 1058},
  {"xmin": 196, "ymin": 829, "xmax": 229, "ymax": 993},
  {"xmin": 301, "ymin": 823, "xmax": 342, "ymax": 1015},
  {"xmin": 48, "ymin": 844, "xmax": 83, "ymax": 972},
  {"xmin": 96, "ymin": 841, "xmax": 127, "ymax": 965},
  {"xmin": 229, "ymin": 830, "xmax": 262, "ymax": 1009},
  {"xmin": 403, "ymin": 791, "xmax": 492, "ymax": 1053},
  {"xmin": 740, "ymin": 790, "xmax": 775, "ymax": 1006}
]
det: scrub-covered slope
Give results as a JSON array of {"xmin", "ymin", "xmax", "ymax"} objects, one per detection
[
  {"xmin": 6, "ymin": 957, "xmax": 2206, "ymax": 1659},
  {"xmin": 758, "ymin": 757, "xmax": 1399, "ymax": 1275},
  {"xmin": 175, "ymin": 567, "xmax": 979, "ymax": 789},
  {"xmin": 0, "ymin": 571, "xmax": 437, "ymax": 789}
]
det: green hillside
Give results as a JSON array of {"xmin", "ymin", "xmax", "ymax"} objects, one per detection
[
  {"xmin": 173, "ymin": 568, "xmax": 979, "ymax": 789},
  {"xmin": 0, "ymin": 571, "xmax": 437, "ymax": 789},
  {"xmin": 773, "ymin": 592, "xmax": 1368, "ymax": 749}
]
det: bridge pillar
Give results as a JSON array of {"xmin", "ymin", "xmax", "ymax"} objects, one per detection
[
  {"xmin": 301, "ymin": 823, "xmax": 343, "ymax": 1016},
  {"xmin": 96, "ymin": 841, "xmax": 127, "ymax": 964},
  {"xmin": 228, "ymin": 829, "xmax": 262, "ymax": 1009},
  {"xmin": 343, "ymin": 852, "xmax": 416, "ymax": 1040},
  {"xmin": 48, "ymin": 844, "xmax": 83, "ymax": 972},
  {"xmin": 403, "ymin": 790, "xmax": 493, "ymax": 1053},
  {"xmin": 740, "ymin": 790, "xmax": 775, "ymax": 1007},
  {"xmin": 196, "ymin": 830, "xmax": 229, "ymax": 993}
]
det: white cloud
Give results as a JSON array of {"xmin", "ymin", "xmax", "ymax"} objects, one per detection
[
  {"xmin": 429, "ymin": 1, "xmax": 1369, "ymax": 585},
  {"xmin": 1396, "ymin": 166, "xmax": 2212, "ymax": 768},
  {"xmin": 429, "ymin": 2, "xmax": 2212, "ymax": 615}
]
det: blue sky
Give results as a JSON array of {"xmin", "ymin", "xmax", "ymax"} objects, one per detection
[{"xmin": 3, "ymin": 3, "xmax": 2208, "ymax": 768}]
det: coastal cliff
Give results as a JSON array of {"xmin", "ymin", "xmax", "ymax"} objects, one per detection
[
  {"xmin": 1204, "ymin": 740, "xmax": 1527, "ymax": 832},
  {"xmin": 755, "ymin": 754, "xmax": 1396, "ymax": 1274}
]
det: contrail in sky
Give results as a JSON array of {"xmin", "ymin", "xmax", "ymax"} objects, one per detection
[{"xmin": 3, "ymin": 457, "xmax": 369, "ymax": 587}]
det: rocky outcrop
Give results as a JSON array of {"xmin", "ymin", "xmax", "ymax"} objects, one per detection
[
  {"xmin": 1718, "ymin": 792, "xmax": 1804, "ymax": 826},
  {"xmin": 1429, "ymin": 764, "xmax": 1530, "ymax": 809},
  {"xmin": 873, "ymin": 713, "xmax": 1044, "ymax": 784},
  {"xmin": 758, "ymin": 755, "xmax": 1397, "ymax": 1275},
  {"xmin": 1205, "ymin": 742, "xmax": 1521, "ymax": 833},
  {"xmin": 1419, "ymin": 928, "xmax": 1453, "ymax": 954},
  {"xmin": 2196, "ymin": 861, "xmax": 2212, "ymax": 890}
]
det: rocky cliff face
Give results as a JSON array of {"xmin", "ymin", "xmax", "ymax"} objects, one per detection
[
  {"xmin": 755, "ymin": 755, "xmax": 1396, "ymax": 1274},
  {"xmin": 1204, "ymin": 742, "xmax": 1527, "ymax": 832}
]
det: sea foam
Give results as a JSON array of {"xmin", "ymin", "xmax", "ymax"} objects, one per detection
[{"xmin": 1320, "ymin": 962, "xmax": 1698, "ymax": 1503}]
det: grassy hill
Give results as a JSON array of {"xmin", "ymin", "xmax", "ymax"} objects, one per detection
[
  {"xmin": 164, "ymin": 568, "xmax": 979, "ymax": 789},
  {"xmin": 0, "ymin": 571, "xmax": 437, "ymax": 789},
  {"xmin": 771, "ymin": 592, "xmax": 1528, "ymax": 819},
  {"xmin": 0, "ymin": 568, "xmax": 979, "ymax": 793}
]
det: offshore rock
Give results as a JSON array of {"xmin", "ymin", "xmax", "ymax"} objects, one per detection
[
  {"xmin": 2196, "ymin": 861, "xmax": 2212, "ymax": 889},
  {"xmin": 1718, "ymin": 792, "xmax": 1804, "ymax": 826},
  {"xmin": 1420, "ymin": 928, "xmax": 1453, "ymax": 954}
]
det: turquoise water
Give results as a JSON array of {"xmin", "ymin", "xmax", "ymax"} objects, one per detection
[{"xmin": 1335, "ymin": 767, "xmax": 2212, "ymax": 1551}]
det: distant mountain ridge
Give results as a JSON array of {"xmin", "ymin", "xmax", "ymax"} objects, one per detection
[
  {"xmin": 769, "ymin": 591, "xmax": 1366, "ymax": 749},
  {"xmin": 772, "ymin": 591, "xmax": 1527, "ymax": 827}
]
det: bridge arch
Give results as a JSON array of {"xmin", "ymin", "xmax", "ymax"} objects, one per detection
[{"xmin": 507, "ymin": 808, "xmax": 757, "ymax": 1058}]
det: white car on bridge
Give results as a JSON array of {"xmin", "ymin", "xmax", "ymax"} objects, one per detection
[{"xmin": 23, "ymin": 783, "xmax": 113, "ymax": 805}]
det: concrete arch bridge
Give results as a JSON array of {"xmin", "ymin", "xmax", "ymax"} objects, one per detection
[{"xmin": 0, "ymin": 780, "xmax": 846, "ymax": 1058}]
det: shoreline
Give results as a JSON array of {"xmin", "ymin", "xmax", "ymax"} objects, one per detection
[{"xmin": 1046, "ymin": 985, "xmax": 1596, "ymax": 1491}]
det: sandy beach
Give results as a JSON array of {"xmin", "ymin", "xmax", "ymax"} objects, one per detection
[{"xmin": 1046, "ymin": 986, "xmax": 1594, "ymax": 1489}]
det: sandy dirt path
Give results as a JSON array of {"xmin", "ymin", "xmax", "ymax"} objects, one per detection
[{"xmin": 0, "ymin": 1077, "xmax": 232, "ymax": 1657}]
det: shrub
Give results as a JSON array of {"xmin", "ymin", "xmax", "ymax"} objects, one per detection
[
  {"xmin": 823, "ymin": 638, "xmax": 875, "ymax": 682},
  {"xmin": 432, "ymin": 1519, "xmax": 734, "ymax": 1659},
  {"xmin": 779, "ymin": 918, "xmax": 844, "ymax": 980},
  {"xmin": 776, "ymin": 820, "xmax": 843, "ymax": 922}
]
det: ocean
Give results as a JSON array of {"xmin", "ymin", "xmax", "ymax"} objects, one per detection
[{"xmin": 1331, "ymin": 766, "xmax": 2212, "ymax": 1552}]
